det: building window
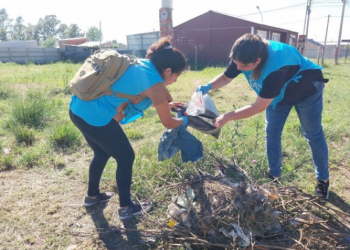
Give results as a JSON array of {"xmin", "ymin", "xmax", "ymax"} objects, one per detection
[
  {"xmin": 289, "ymin": 35, "xmax": 296, "ymax": 46},
  {"xmin": 257, "ymin": 30, "xmax": 267, "ymax": 39},
  {"xmin": 272, "ymin": 33, "xmax": 281, "ymax": 41}
]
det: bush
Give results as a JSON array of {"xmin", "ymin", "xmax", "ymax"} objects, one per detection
[
  {"xmin": 11, "ymin": 125, "xmax": 36, "ymax": 146},
  {"xmin": 10, "ymin": 90, "xmax": 53, "ymax": 129},
  {"xmin": 50, "ymin": 121, "xmax": 81, "ymax": 149},
  {"xmin": 20, "ymin": 149, "xmax": 42, "ymax": 168},
  {"xmin": 0, "ymin": 155, "xmax": 15, "ymax": 171}
]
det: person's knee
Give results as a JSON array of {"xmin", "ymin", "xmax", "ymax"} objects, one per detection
[
  {"xmin": 302, "ymin": 128, "xmax": 324, "ymax": 141},
  {"xmin": 115, "ymin": 148, "xmax": 135, "ymax": 166},
  {"xmin": 266, "ymin": 129, "xmax": 282, "ymax": 140}
]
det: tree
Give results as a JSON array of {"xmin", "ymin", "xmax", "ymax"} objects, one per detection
[
  {"xmin": 11, "ymin": 16, "xmax": 26, "ymax": 40},
  {"xmin": 0, "ymin": 8, "xmax": 13, "ymax": 41},
  {"xmin": 86, "ymin": 26, "xmax": 102, "ymax": 41},
  {"xmin": 57, "ymin": 23, "xmax": 68, "ymax": 39},
  {"xmin": 66, "ymin": 24, "xmax": 84, "ymax": 38},
  {"xmin": 25, "ymin": 23, "xmax": 40, "ymax": 42},
  {"xmin": 40, "ymin": 15, "xmax": 61, "ymax": 40},
  {"xmin": 42, "ymin": 37, "xmax": 57, "ymax": 47}
]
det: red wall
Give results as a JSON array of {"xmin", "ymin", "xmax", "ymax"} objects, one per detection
[{"xmin": 174, "ymin": 11, "xmax": 298, "ymax": 66}]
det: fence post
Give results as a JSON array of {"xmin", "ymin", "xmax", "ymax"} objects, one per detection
[
  {"xmin": 43, "ymin": 48, "xmax": 46, "ymax": 63},
  {"xmin": 26, "ymin": 48, "xmax": 29, "ymax": 63},
  {"xmin": 8, "ymin": 48, "xmax": 12, "ymax": 62}
]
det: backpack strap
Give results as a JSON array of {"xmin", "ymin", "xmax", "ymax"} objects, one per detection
[{"xmin": 105, "ymin": 89, "xmax": 145, "ymax": 103}]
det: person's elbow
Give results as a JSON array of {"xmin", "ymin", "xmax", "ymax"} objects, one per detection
[{"xmin": 252, "ymin": 97, "xmax": 273, "ymax": 113}]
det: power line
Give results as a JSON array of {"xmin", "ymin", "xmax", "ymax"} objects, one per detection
[
  {"xmin": 236, "ymin": 3, "xmax": 306, "ymax": 18},
  {"xmin": 273, "ymin": 15, "xmax": 350, "ymax": 27}
]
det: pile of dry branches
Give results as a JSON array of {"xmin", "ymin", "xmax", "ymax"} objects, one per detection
[{"xmin": 158, "ymin": 173, "xmax": 350, "ymax": 249}]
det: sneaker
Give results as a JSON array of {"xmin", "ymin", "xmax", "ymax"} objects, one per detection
[
  {"xmin": 83, "ymin": 192, "xmax": 115, "ymax": 207},
  {"xmin": 118, "ymin": 201, "xmax": 153, "ymax": 221},
  {"xmin": 314, "ymin": 180, "xmax": 330, "ymax": 199}
]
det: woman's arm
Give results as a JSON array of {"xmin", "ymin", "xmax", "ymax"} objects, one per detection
[
  {"xmin": 154, "ymin": 101, "xmax": 184, "ymax": 128},
  {"xmin": 213, "ymin": 96, "xmax": 273, "ymax": 128},
  {"xmin": 209, "ymin": 73, "xmax": 233, "ymax": 90}
]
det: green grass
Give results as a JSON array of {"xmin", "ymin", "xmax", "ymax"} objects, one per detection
[{"xmin": 0, "ymin": 59, "xmax": 349, "ymax": 249}]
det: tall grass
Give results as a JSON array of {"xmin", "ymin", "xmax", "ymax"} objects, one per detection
[
  {"xmin": 9, "ymin": 90, "xmax": 54, "ymax": 129},
  {"xmin": 50, "ymin": 121, "xmax": 81, "ymax": 149}
]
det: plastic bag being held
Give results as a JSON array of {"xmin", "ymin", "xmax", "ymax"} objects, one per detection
[{"xmin": 175, "ymin": 91, "xmax": 221, "ymax": 139}]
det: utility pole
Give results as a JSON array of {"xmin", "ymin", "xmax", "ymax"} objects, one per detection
[
  {"xmin": 303, "ymin": 0, "xmax": 309, "ymax": 35},
  {"xmin": 322, "ymin": 15, "xmax": 330, "ymax": 65},
  {"xmin": 335, "ymin": 0, "xmax": 347, "ymax": 65},
  {"xmin": 256, "ymin": 6, "xmax": 263, "ymax": 24},
  {"xmin": 99, "ymin": 21, "xmax": 102, "ymax": 46},
  {"xmin": 304, "ymin": 0, "xmax": 312, "ymax": 52}
]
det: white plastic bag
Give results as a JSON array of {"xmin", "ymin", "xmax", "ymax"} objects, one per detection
[
  {"xmin": 186, "ymin": 92, "xmax": 219, "ymax": 117},
  {"xmin": 185, "ymin": 91, "xmax": 205, "ymax": 116}
]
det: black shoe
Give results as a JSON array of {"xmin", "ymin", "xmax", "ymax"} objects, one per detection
[
  {"xmin": 314, "ymin": 180, "xmax": 330, "ymax": 199},
  {"xmin": 118, "ymin": 201, "xmax": 153, "ymax": 221},
  {"xmin": 83, "ymin": 192, "xmax": 115, "ymax": 207}
]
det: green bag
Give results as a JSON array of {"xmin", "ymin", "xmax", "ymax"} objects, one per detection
[{"xmin": 70, "ymin": 49, "xmax": 143, "ymax": 102}]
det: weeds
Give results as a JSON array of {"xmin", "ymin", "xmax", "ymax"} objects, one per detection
[
  {"xmin": 9, "ymin": 90, "xmax": 53, "ymax": 129},
  {"xmin": 50, "ymin": 121, "xmax": 81, "ymax": 149},
  {"xmin": 11, "ymin": 125, "xmax": 36, "ymax": 146}
]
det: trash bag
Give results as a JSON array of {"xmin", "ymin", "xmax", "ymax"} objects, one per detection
[{"xmin": 174, "ymin": 93, "xmax": 221, "ymax": 139}]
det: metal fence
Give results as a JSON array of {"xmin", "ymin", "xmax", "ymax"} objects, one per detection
[
  {"xmin": 0, "ymin": 47, "xmax": 61, "ymax": 64},
  {"xmin": 305, "ymin": 47, "xmax": 348, "ymax": 59}
]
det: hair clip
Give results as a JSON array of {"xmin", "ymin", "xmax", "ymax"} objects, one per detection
[{"xmin": 165, "ymin": 45, "xmax": 172, "ymax": 49}]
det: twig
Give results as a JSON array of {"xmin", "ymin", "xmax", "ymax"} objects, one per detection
[
  {"xmin": 285, "ymin": 235, "xmax": 310, "ymax": 250},
  {"xmin": 255, "ymin": 245, "xmax": 296, "ymax": 250}
]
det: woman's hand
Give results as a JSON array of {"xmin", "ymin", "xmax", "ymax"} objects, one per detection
[
  {"xmin": 213, "ymin": 114, "xmax": 230, "ymax": 128},
  {"xmin": 169, "ymin": 102, "xmax": 185, "ymax": 111}
]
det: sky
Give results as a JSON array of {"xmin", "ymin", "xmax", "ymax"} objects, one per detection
[{"xmin": 2, "ymin": 0, "xmax": 349, "ymax": 44}]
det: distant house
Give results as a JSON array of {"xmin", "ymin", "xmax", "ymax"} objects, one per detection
[
  {"xmin": 0, "ymin": 40, "xmax": 37, "ymax": 48},
  {"xmin": 79, "ymin": 41, "xmax": 113, "ymax": 48},
  {"xmin": 305, "ymin": 39, "xmax": 323, "ymax": 58},
  {"xmin": 305, "ymin": 39, "xmax": 349, "ymax": 59},
  {"xmin": 58, "ymin": 37, "xmax": 88, "ymax": 49},
  {"xmin": 125, "ymin": 31, "xmax": 161, "ymax": 58},
  {"xmin": 173, "ymin": 11, "xmax": 298, "ymax": 65},
  {"xmin": 117, "ymin": 43, "xmax": 127, "ymax": 50}
]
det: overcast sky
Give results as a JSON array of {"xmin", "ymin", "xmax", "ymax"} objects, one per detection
[{"xmin": 2, "ymin": 0, "xmax": 349, "ymax": 44}]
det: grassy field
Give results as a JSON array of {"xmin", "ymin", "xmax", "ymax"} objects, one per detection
[{"xmin": 0, "ymin": 60, "xmax": 349, "ymax": 249}]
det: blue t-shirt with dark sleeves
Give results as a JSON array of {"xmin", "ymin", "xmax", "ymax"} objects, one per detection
[
  {"xmin": 70, "ymin": 59, "xmax": 163, "ymax": 126},
  {"xmin": 224, "ymin": 41, "xmax": 327, "ymax": 107}
]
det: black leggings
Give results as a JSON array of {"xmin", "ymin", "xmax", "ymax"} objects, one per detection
[{"xmin": 69, "ymin": 110, "xmax": 134, "ymax": 207}]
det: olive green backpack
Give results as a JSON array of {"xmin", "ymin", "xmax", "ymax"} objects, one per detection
[{"xmin": 70, "ymin": 49, "xmax": 143, "ymax": 102}]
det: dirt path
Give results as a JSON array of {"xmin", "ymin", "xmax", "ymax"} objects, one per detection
[{"xmin": 0, "ymin": 162, "xmax": 154, "ymax": 250}]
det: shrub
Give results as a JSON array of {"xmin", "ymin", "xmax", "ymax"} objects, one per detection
[
  {"xmin": 0, "ymin": 155, "xmax": 15, "ymax": 171},
  {"xmin": 50, "ymin": 121, "xmax": 81, "ymax": 149},
  {"xmin": 20, "ymin": 149, "xmax": 41, "ymax": 168},
  {"xmin": 10, "ymin": 90, "xmax": 53, "ymax": 129},
  {"xmin": 11, "ymin": 125, "xmax": 36, "ymax": 146}
]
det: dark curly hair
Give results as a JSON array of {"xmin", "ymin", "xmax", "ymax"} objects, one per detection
[{"xmin": 146, "ymin": 37, "xmax": 186, "ymax": 77}]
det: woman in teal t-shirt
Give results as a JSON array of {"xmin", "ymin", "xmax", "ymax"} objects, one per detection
[
  {"xmin": 69, "ymin": 38, "xmax": 188, "ymax": 220},
  {"xmin": 196, "ymin": 34, "xmax": 329, "ymax": 200}
]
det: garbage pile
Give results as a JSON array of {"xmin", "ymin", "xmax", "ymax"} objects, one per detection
[
  {"xmin": 164, "ymin": 175, "xmax": 350, "ymax": 249},
  {"xmin": 167, "ymin": 176, "xmax": 281, "ymax": 247}
]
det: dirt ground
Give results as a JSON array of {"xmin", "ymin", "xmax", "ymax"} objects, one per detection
[{"xmin": 0, "ymin": 161, "xmax": 349, "ymax": 249}]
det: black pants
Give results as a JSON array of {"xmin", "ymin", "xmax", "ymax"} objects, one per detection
[{"xmin": 69, "ymin": 110, "xmax": 134, "ymax": 207}]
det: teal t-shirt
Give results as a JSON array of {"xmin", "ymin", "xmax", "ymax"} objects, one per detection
[
  {"xmin": 241, "ymin": 41, "xmax": 323, "ymax": 108},
  {"xmin": 70, "ymin": 59, "xmax": 163, "ymax": 126}
]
